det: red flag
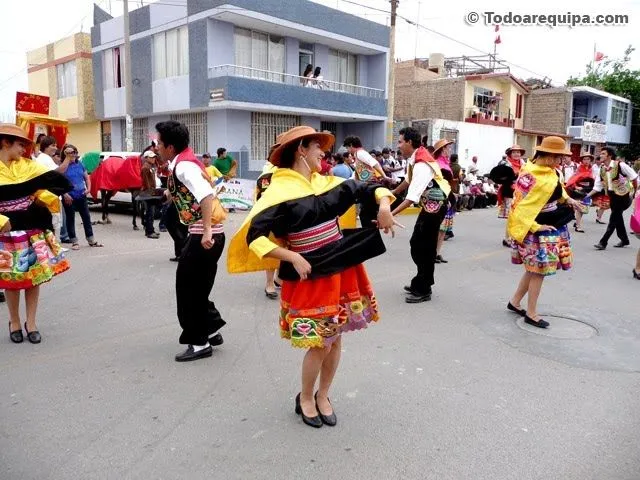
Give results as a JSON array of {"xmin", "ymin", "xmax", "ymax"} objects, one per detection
[
  {"xmin": 494, "ymin": 35, "xmax": 501, "ymax": 44},
  {"xmin": 494, "ymin": 25, "xmax": 499, "ymax": 32},
  {"xmin": 594, "ymin": 51, "xmax": 605, "ymax": 62}
]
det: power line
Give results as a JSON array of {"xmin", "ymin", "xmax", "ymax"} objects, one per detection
[{"xmin": 339, "ymin": 0, "xmax": 554, "ymax": 81}]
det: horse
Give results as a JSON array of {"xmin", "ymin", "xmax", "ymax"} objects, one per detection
[
  {"xmin": 95, "ymin": 188, "xmax": 143, "ymax": 230},
  {"xmin": 90, "ymin": 155, "xmax": 145, "ymax": 230}
]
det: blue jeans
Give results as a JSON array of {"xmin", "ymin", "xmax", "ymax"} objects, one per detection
[
  {"xmin": 63, "ymin": 196, "xmax": 95, "ymax": 244},
  {"xmin": 59, "ymin": 200, "xmax": 69, "ymax": 240}
]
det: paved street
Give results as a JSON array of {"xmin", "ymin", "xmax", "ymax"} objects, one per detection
[{"xmin": 1, "ymin": 206, "xmax": 639, "ymax": 480}]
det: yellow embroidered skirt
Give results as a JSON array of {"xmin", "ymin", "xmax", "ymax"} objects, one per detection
[{"xmin": 279, "ymin": 264, "xmax": 379, "ymax": 348}]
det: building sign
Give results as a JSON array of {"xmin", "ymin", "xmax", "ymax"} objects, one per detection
[
  {"xmin": 582, "ymin": 121, "xmax": 607, "ymax": 143},
  {"xmin": 218, "ymin": 178, "xmax": 256, "ymax": 210},
  {"xmin": 15, "ymin": 92, "xmax": 50, "ymax": 115}
]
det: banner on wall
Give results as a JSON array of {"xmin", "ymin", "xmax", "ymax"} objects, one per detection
[
  {"xmin": 16, "ymin": 92, "xmax": 50, "ymax": 115},
  {"xmin": 218, "ymin": 178, "xmax": 256, "ymax": 210}
]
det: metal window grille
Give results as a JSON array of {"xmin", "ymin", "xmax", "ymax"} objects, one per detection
[
  {"xmin": 133, "ymin": 117, "xmax": 149, "ymax": 152},
  {"xmin": 250, "ymin": 112, "xmax": 300, "ymax": 170},
  {"xmin": 440, "ymin": 129, "xmax": 459, "ymax": 154},
  {"xmin": 101, "ymin": 121, "xmax": 112, "ymax": 152},
  {"xmin": 170, "ymin": 112, "xmax": 208, "ymax": 154},
  {"xmin": 119, "ymin": 119, "xmax": 126, "ymax": 150}
]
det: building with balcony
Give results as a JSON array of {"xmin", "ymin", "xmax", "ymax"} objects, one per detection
[
  {"xmin": 394, "ymin": 54, "xmax": 529, "ymax": 172},
  {"xmin": 524, "ymin": 85, "xmax": 632, "ymax": 160},
  {"xmin": 90, "ymin": 0, "xmax": 389, "ymax": 177},
  {"xmin": 26, "ymin": 33, "xmax": 100, "ymax": 154}
]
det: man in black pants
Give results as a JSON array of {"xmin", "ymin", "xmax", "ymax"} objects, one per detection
[
  {"xmin": 156, "ymin": 121, "xmax": 227, "ymax": 362},
  {"xmin": 588, "ymin": 147, "xmax": 638, "ymax": 250},
  {"xmin": 392, "ymin": 127, "xmax": 451, "ymax": 303}
]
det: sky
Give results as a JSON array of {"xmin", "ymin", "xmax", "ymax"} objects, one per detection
[{"xmin": 0, "ymin": 0, "xmax": 638, "ymax": 117}]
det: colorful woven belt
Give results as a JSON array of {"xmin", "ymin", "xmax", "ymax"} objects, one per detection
[
  {"xmin": 288, "ymin": 218, "xmax": 343, "ymax": 253},
  {"xmin": 0, "ymin": 196, "xmax": 32, "ymax": 212}
]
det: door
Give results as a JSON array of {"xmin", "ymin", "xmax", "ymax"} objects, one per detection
[{"xmin": 299, "ymin": 51, "xmax": 314, "ymax": 77}]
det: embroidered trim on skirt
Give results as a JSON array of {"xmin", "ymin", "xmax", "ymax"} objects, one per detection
[
  {"xmin": 498, "ymin": 197, "xmax": 513, "ymax": 219},
  {"xmin": 439, "ymin": 206, "xmax": 455, "ymax": 233},
  {"xmin": 0, "ymin": 229, "xmax": 70, "ymax": 289},
  {"xmin": 279, "ymin": 264, "xmax": 379, "ymax": 349},
  {"xmin": 593, "ymin": 193, "xmax": 610, "ymax": 210},
  {"xmin": 511, "ymin": 225, "xmax": 572, "ymax": 276}
]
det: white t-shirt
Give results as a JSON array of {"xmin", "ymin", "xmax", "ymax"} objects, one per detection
[
  {"xmin": 593, "ymin": 161, "xmax": 638, "ymax": 192},
  {"xmin": 406, "ymin": 157, "xmax": 435, "ymax": 204},
  {"xmin": 356, "ymin": 149, "xmax": 380, "ymax": 169},
  {"xmin": 173, "ymin": 160, "xmax": 215, "ymax": 203},
  {"xmin": 36, "ymin": 152, "xmax": 57, "ymax": 171}
]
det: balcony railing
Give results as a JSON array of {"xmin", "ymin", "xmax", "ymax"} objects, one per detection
[
  {"xmin": 466, "ymin": 107, "xmax": 514, "ymax": 127},
  {"xmin": 208, "ymin": 64, "xmax": 385, "ymax": 99},
  {"xmin": 571, "ymin": 115, "xmax": 605, "ymax": 126}
]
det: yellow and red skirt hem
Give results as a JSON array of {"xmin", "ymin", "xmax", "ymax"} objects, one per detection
[{"xmin": 279, "ymin": 264, "xmax": 379, "ymax": 349}]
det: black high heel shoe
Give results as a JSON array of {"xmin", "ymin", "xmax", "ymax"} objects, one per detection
[
  {"xmin": 295, "ymin": 393, "xmax": 322, "ymax": 428},
  {"xmin": 314, "ymin": 392, "xmax": 337, "ymax": 426},
  {"xmin": 633, "ymin": 269, "xmax": 640, "ymax": 280},
  {"xmin": 24, "ymin": 323, "xmax": 41, "ymax": 344},
  {"xmin": 9, "ymin": 322, "xmax": 23, "ymax": 343}
]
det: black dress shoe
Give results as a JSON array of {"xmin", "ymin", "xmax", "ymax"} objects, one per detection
[
  {"xmin": 405, "ymin": 292, "xmax": 432, "ymax": 303},
  {"xmin": 594, "ymin": 243, "xmax": 606, "ymax": 250},
  {"xmin": 435, "ymin": 255, "xmax": 448, "ymax": 264},
  {"xmin": 507, "ymin": 302, "xmax": 526, "ymax": 317},
  {"xmin": 265, "ymin": 289, "xmax": 278, "ymax": 299},
  {"xmin": 524, "ymin": 315, "xmax": 550, "ymax": 329},
  {"xmin": 295, "ymin": 393, "xmax": 322, "ymax": 428},
  {"xmin": 24, "ymin": 323, "xmax": 41, "ymax": 344},
  {"xmin": 175, "ymin": 345, "xmax": 212, "ymax": 362},
  {"xmin": 146, "ymin": 232, "xmax": 160, "ymax": 239},
  {"xmin": 403, "ymin": 285, "xmax": 418, "ymax": 294},
  {"xmin": 315, "ymin": 392, "xmax": 337, "ymax": 426},
  {"xmin": 169, "ymin": 257, "xmax": 180, "ymax": 262},
  {"xmin": 9, "ymin": 323, "xmax": 22, "ymax": 343},
  {"xmin": 209, "ymin": 333, "xmax": 223, "ymax": 347},
  {"xmin": 0, "ymin": 291, "xmax": 5, "ymax": 302},
  {"xmin": 596, "ymin": 219, "xmax": 606, "ymax": 224},
  {"xmin": 502, "ymin": 239, "xmax": 511, "ymax": 247},
  {"xmin": 613, "ymin": 241, "xmax": 630, "ymax": 248},
  {"xmin": 633, "ymin": 269, "xmax": 640, "ymax": 280}
]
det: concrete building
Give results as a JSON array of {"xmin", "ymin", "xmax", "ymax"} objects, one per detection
[
  {"xmin": 524, "ymin": 86, "xmax": 632, "ymax": 160},
  {"xmin": 394, "ymin": 55, "xmax": 530, "ymax": 172},
  {"xmin": 91, "ymin": 0, "xmax": 389, "ymax": 178},
  {"xmin": 26, "ymin": 33, "xmax": 100, "ymax": 154}
]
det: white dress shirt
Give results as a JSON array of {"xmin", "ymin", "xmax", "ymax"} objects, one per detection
[
  {"xmin": 593, "ymin": 161, "xmax": 638, "ymax": 192},
  {"xmin": 406, "ymin": 151, "xmax": 435, "ymax": 204}
]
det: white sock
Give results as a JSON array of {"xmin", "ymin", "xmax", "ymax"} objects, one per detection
[{"xmin": 191, "ymin": 342, "xmax": 210, "ymax": 352}]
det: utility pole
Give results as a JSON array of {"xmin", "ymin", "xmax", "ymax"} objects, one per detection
[
  {"xmin": 123, "ymin": 0, "xmax": 134, "ymax": 151},
  {"xmin": 385, "ymin": 0, "xmax": 398, "ymax": 147}
]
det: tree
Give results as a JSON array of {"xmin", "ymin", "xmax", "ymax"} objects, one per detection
[{"xmin": 567, "ymin": 46, "xmax": 640, "ymax": 160}]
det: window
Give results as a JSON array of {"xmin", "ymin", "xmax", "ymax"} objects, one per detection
[
  {"xmin": 101, "ymin": 121, "xmax": 112, "ymax": 151},
  {"xmin": 133, "ymin": 117, "xmax": 149, "ymax": 152},
  {"xmin": 515, "ymin": 93, "xmax": 523, "ymax": 119},
  {"xmin": 250, "ymin": 113, "xmax": 300, "ymax": 170},
  {"xmin": 56, "ymin": 61, "xmax": 77, "ymax": 98},
  {"xmin": 103, "ymin": 47, "xmax": 125, "ymax": 89},
  {"xmin": 610, "ymin": 100, "xmax": 628, "ymax": 126},
  {"xmin": 473, "ymin": 87, "xmax": 500, "ymax": 116},
  {"xmin": 234, "ymin": 28, "xmax": 285, "ymax": 80},
  {"xmin": 326, "ymin": 49, "xmax": 358, "ymax": 88},
  {"xmin": 153, "ymin": 26, "xmax": 189, "ymax": 80},
  {"xmin": 170, "ymin": 112, "xmax": 207, "ymax": 154}
]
